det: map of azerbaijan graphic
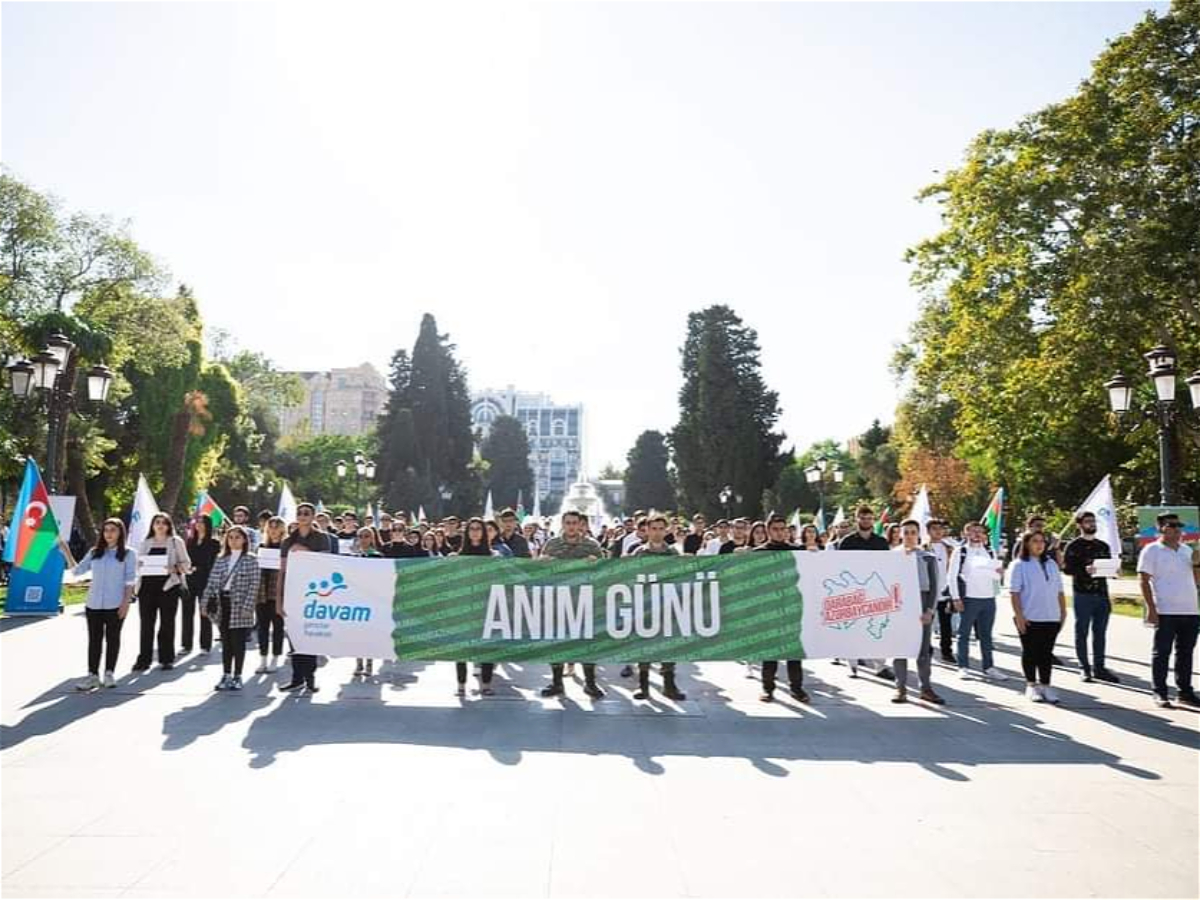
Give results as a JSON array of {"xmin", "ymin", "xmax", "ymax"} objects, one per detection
[{"xmin": 819, "ymin": 570, "xmax": 902, "ymax": 640}]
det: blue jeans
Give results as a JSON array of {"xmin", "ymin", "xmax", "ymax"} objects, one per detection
[
  {"xmin": 957, "ymin": 598, "xmax": 996, "ymax": 671},
  {"xmin": 1073, "ymin": 592, "xmax": 1110, "ymax": 672}
]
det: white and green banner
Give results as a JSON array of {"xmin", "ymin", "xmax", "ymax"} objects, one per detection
[{"xmin": 282, "ymin": 551, "xmax": 922, "ymax": 662}]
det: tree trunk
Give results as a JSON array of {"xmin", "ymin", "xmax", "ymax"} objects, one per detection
[
  {"xmin": 159, "ymin": 407, "xmax": 193, "ymax": 517},
  {"xmin": 65, "ymin": 433, "xmax": 97, "ymax": 544}
]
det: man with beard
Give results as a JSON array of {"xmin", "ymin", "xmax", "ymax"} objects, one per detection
[{"xmin": 1062, "ymin": 511, "xmax": 1120, "ymax": 684}]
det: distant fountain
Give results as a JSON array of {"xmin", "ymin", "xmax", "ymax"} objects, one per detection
[{"xmin": 552, "ymin": 480, "xmax": 610, "ymax": 534}]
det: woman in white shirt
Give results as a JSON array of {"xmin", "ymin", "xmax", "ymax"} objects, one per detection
[
  {"xmin": 71, "ymin": 518, "xmax": 139, "ymax": 690},
  {"xmin": 948, "ymin": 522, "xmax": 1006, "ymax": 680},
  {"xmin": 1009, "ymin": 531, "xmax": 1067, "ymax": 703}
]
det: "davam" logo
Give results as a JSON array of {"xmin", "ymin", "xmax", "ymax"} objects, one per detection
[{"xmin": 303, "ymin": 572, "xmax": 371, "ymax": 622}]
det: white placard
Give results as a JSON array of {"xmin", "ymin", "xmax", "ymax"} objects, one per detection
[
  {"xmin": 258, "ymin": 547, "xmax": 281, "ymax": 570},
  {"xmin": 1092, "ymin": 557, "xmax": 1121, "ymax": 578},
  {"xmin": 139, "ymin": 555, "xmax": 169, "ymax": 574},
  {"xmin": 338, "ymin": 539, "xmax": 354, "ymax": 555}
]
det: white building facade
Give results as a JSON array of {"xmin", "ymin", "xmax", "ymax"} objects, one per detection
[
  {"xmin": 277, "ymin": 363, "xmax": 386, "ymax": 439},
  {"xmin": 471, "ymin": 386, "xmax": 583, "ymax": 505}
]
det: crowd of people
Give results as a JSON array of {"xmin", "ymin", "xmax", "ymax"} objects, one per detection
[{"xmin": 58, "ymin": 498, "xmax": 1200, "ymax": 709}]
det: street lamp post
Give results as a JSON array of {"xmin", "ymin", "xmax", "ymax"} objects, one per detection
[
  {"xmin": 804, "ymin": 456, "xmax": 844, "ymax": 516},
  {"xmin": 717, "ymin": 484, "xmax": 742, "ymax": 519},
  {"xmin": 6, "ymin": 332, "xmax": 113, "ymax": 493},
  {"xmin": 1104, "ymin": 345, "xmax": 1200, "ymax": 505},
  {"xmin": 336, "ymin": 451, "xmax": 375, "ymax": 515}
]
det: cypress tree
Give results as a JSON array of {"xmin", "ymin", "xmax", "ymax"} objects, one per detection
[
  {"xmin": 670, "ymin": 304, "xmax": 785, "ymax": 519},
  {"xmin": 481, "ymin": 415, "xmax": 534, "ymax": 509},
  {"xmin": 625, "ymin": 430, "xmax": 675, "ymax": 512}
]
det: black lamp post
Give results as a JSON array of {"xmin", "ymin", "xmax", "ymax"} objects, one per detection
[
  {"xmin": 1104, "ymin": 345, "xmax": 1200, "ymax": 506},
  {"xmin": 5, "ymin": 333, "xmax": 113, "ymax": 492},
  {"xmin": 336, "ymin": 451, "xmax": 375, "ymax": 515},
  {"xmin": 804, "ymin": 456, "xmax": 844, "ymax": 516}
]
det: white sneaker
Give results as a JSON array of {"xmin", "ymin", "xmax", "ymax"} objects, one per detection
[
  {"xmin": 255, "ymin": 657, "xmax": 269, "ymax": 675},
  {"xmin": 1042, "ymin": 685, "xmax": 1060, "ymax": 704},
  {"xmin": 76, "ymin": 674, "xmax": 99, "ymax": 691},
  {"xmin": 1026, "ymin": 683, "xmax": 1044, "ymax": 702},
  {"xmin": 103, "ymin": 671, "xmax": 117, "ymax": 689},
  {"xmin": 957, "ymin": 667, "xmax": 972, "ymax": 680},
  {"xmin": 983, "ymin": 667, "xmax": 1007, "ymax": 681},
  {"xmin": 267, "ymin": 655, "xmax": 279, "ymax": 673}
]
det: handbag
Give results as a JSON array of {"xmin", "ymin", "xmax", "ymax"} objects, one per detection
[{"xmin": 206, "ymin": 553, "xmax": 243, "ymax": 618}]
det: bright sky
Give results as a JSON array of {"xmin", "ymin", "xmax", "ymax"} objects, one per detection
[{"xmin": 2, "ymin": 1, "xmax": 1166, "ymax": 474}]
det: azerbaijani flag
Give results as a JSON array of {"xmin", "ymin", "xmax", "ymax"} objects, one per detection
[
  {"xmin": 873, "ymin": 506, "xmax": 892, "ymax": 536},
  {"xmin": 195, "ymin": 490, "xmax": 227, "ymax": 528},
  {"xmin": 982, "ymin": 487, "xmax": 1004, "ymax": 554},
  {"xmin": 2, "ymin": 459, "xmax": 61, "ymax": 573}
]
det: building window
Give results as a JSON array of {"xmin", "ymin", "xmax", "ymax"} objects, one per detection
[{"xmin": 552, "ymin": 419, "xmax": 566, "ymax": 437}]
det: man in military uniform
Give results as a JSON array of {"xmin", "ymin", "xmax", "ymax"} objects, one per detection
[{"xmin": 540, "ymin": 509, "xmax": 605, "ymax": 698}]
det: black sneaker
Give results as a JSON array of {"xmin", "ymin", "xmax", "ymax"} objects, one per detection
[
  {"xmin": 1177, "ymin": 692, "xmax": 1200, "ymax": 708},
  {"xmin": 1155, "ymin": 694, "xmax": 1172, "ymax": 708},
  {"xmin": 876, "ymin": 666, "xmax": 895, "ymax": 682},
  {"xmin": 789, "ymin": 687, "xmax": 811, "ymax": 703},
  {"xmin": 540, "ymin": 683, "xmax": 565, "ymax": 698},
  {"xmin": 1080, "ymin": 667, "xmax": 1094, "ymax": 683},
  {"xmin": 1051, "ymin": 654, "xmax": 1064, "ymax": 667},
  {"xmin": 280, "ymin": 680, "xmax": 304, "ymax": 692},
  {"xmin": 619, "ymin": 665, "xmax": 633, "ymax": 678},
  {"xmin": 583, "ymin": 682, "xmax": 604, "ymax": 699},
  {"xmin": 306, "ymin": 682, "xmax": 319, "ymax": 694},
  {"xmin": 940, "ymin": 650, "xmax": 956, "ymax": 664},
  {"xmin": 1095, "ymin": 668, "xmax": 1121, "ymax": 684},
  {"xmin": 759, "ymin": 690, "xmax": 774, "ymax": 702}
]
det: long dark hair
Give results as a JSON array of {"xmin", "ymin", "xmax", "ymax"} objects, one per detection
[
  {"xmin": 148, "ymin": 512, "xmax": 175, "ymax": 539},
  {"xmin": 460, "ymin": 516, "xmax": 492, "ymax": 555},
  {"xmin": 799, "ymin": 524, "xmax": 824, "ymax": 550},
  {"xmin": 189, "ymin": 514, "xmax": 214, "ymax": 546},
  {"xmin": 220, "ymin": 525, "xmax": 252, "ymax": 557},
  {"xmin": 749, "ymin": 521, "xmax": 768, "ymax": 547},
  {"xmin": 92, "ymin": 517, "xmax": 128, "ymax": 561}
]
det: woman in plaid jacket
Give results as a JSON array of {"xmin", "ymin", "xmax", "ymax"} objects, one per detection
[{"xmin": 202, "ymin": 526, "xmax": 261, "ymax": 691}]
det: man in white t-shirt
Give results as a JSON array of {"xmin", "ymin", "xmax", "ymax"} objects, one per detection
[{"xmin": 1137, "ymin": 512, "xmax": 1200, "ymax": 708}]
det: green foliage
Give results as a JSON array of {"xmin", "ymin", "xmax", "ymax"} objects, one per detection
[
  {"xmin": 670, "ymin": 304, "xmax": 786, "ymax": 519},
  {"xmin": 897, "ymin": 1, "xmax": 1200, "ymax": 515},
  {"xmin": 274, "ymin": 433, "xmax": 373, "ymax": 511},
  {"xmin": 376, "ymin": 316, "xmax": 478, "ymax": 516},
  {"xmin": 625, "ymin": 430, "xmax": 675, "ymax": 513},
  {"xmin": 481, "ymin": 415, "xmax": 534, "ymax": 510}
]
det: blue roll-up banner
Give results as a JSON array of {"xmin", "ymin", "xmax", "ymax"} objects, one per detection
[{"xmin": 3, "ymin": 494, "xmax": 74, "ymax": 616}]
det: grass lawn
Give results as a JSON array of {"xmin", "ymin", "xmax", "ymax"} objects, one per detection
[{"xmin": 0, "ymin": 581, "xmax": 90, "ymax": 613}]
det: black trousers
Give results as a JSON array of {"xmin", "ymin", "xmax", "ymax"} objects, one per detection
[
  {"xmin": 135, "ymin": 580, "xmax": 179, "ymax": 667},
  {"xmin": 1152, "ymin": 614, "xmax": 1200, "ymax": 698},
  {"xmin": 550, "ymin": 663, "xmax": 597, "ymax": 684},
  {"xmin": 637, "ymin": 662, "xmax": 676, "ymax": 676},
  {"xmin": 1017, "ymin": 620, "xmax": 1061, "ymax": 684},
  {"xmin": 761, "ymin": 660, "xmax": 803, "ymax": 693},
  {"xmin": 180, "ymin": 584, "xmax": 213, "ymax": 652},
  {"xmin": 456, "ymin": 662, "xmax": 495, "ymax": 683},
  {"xmin": 937, "ymin": 599, "xmax": 955, "ymax": 655},
  {"xmin": 291, "ymin": 653, "xmax": 318, "ymax": 685},
  {"xmin": 86, "ymin": 608, "xmax": 124, "ymax": 674},
  {"xmin": 219, "ymin": 600, "xmax": 249, "ymax": 676},
  {"xmin": 255, "ymin": 603, "xmax": 285, "ymax": 656}
]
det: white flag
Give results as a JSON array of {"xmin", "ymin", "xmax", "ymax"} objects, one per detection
[
  {"xmin": 531, "ymin": 492, "xmax": 541, "ymax": 520},
  {"xmin": 128, "ymin": 474, "xmax": 159, "ymax": 548},
  {"xmin": 830, "ymin": 506, "xmax": 846, "ymax": 529},
  {"xmin": 1074, "ymin": 475, "xmax": 1121, "ymax": 556},
  {"xmin": 417, "ymin": 505, "xmax": 427, "ymax": 523},
  {"xmin": 365, "ymin": 501, "xmax": 374, "ymax": 523},
  {"xmin": 909, "ymin": 485, "xmax": 932, "ymax": 543},
  {"xmin": 277, "ymin": 482, "xmax": 298, "ymax": 524},
  {"xmin": 483, "ymin": 490, "xmax": 494, "ymax": 521},
  {"xmin": 788, "ymin": 508, "xmax": 802, "ymax": 531}
]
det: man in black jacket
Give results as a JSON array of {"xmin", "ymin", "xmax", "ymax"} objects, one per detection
[
  {"xmin": 755, "ymin": 514, "xmax": 809, "ymax": 703},
  {"xmin": 835, "ymin": 505, "xmax": 893, "ymax": 681},
  {"xmin": 496, "ymin": 508, "xmax": 532, "ymax": 558}
]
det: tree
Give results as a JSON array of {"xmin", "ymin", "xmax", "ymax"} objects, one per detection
[
  {"xmin": 893, "ymin": 448, "xmax": 989, "ymax": 529},
  {"xmin": 480, "ymin": 415, "xmax": 533, "ymax": 510},
  {"xmin": 376, "ymin": 315, "xmax": 477, "ymax": 516},
  {"xmin": 625, "ymin": 430, "xmax": 676, "ymax": 512},
  {"xmin": 897, "ymin": 1, "xmax": 1200, "ymax": 512},
  {"xmin": 854, "ymin": 420, "xmax": 901, "ymax": 502},
  {"xmin": 274, "ymin": 433, "xmax": 372, "ymax": 511},
  {"xmin": 670, "ymin": 305, "xmax": 786, "ymax": 519}
]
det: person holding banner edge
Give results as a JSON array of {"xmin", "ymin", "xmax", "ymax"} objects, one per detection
[
  {"xmin": 452, "ymin": 516, "xmax": 498, "ymax": 696},
  {"xmin": 892, "ymin": 520, "xmax": 944, "ymax": 704},
  {"xmin": 277, "ymin": 503, "xmax": 329, "ymax": 693}
]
